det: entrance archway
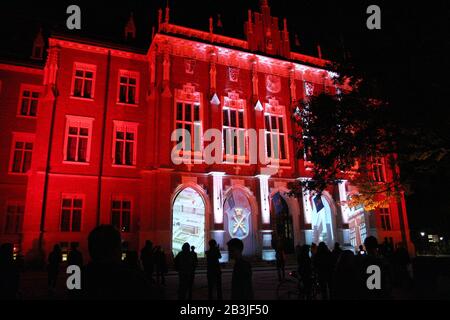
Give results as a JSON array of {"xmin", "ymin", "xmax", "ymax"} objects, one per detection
[
  {"xmin": 310, "ymin": 194, "xmax": 337, "ymax": 249},
  {"xmin": 272, "ymin": 192, "xmax": 295, "ymax": 254},
  {"xmin": 171, "ymin": 187, "xmax": 206, "ymax": 257},
  {"xmin": 223, "ymin": 187, "xmax": 256, "ymax": 256}
]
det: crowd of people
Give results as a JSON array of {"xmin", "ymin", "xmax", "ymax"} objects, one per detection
[
  {"xmin": 0, "ymin": 225, "xmax": 412, "ymax": 300},
  {"xmin": 274, "ymin": 237, "xmax": 413, "ymax": 300}
]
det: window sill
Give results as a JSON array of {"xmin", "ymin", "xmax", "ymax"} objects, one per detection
[
  {"xmin": 112, "ymin": 164, "xmax": 137, "ymax": 169},
  {"xmin": 116, "ymin": 102, "xmax": 139, "ymax": 107},
  {"xmin": 16, "ymin": 115, "xmax": 37, "ymax": 119},
  {"xmin": 8, "ymin": 171, "xmax": 29, "ymax": 176},
  {"xmin": 70, "ymin": 96, "xmax": 94, "ymax": 102},
  {"xmin": 63, "ymin": 160, "xmax": 90, "ymax": 165}
]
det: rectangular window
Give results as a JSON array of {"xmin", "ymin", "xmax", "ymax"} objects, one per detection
[
  {"xmin": 18, "ymin": 85, "xmax": 41, "ymax": 117},
  {"xmin": 9, "ymin": 133, "xmax": 34, "ymax": 174},
  {"xmin": 72, "ymin": 63, "xmax": 96, "ymax": 99},
  {"xmin": 113, "ymin": 121, "xmax": 138, "ymax": 166},
  {"xmin": 223, "ymin": 107, "xmax": 246, "ymax": 157},
  {"xmin": 4, "ymin": 202, "xmax": 24, "ymax": 234},
  {"xmin": 175, "ymin": 102, "xmax": 202, "ymax": 153},
  {"xmin": 380, "ymin": 207, "xmax": 392, "ymax": 231},
  {"xmin": 264, "ymin": 113, "xmax": 288, "ymax": 160},
  {"xmin": 64, "ymin": 116, "xmax": 93, "ymax": 163},
  {"xmin": 111, "ymin": 199, "xmax": 131, "ymax": 232},
  {"xmin": 372, "ymin": 157, "xmax": 386, "ymax": 182},
  {"xmin": 60, "ymin": 196, "xmax": 83, "ymax": 232},
  {"xmin": 118, "ymin": 70, "xmax": 139, "ymax": 105}
]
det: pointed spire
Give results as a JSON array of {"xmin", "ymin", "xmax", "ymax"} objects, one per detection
[
  {"xmin": 210, "ymin": 93, "xmax": 220, "ymax": 105},
  {"xmin": 31, "ymin": 27, "xmax": 45, "ymax": 60},
  {"xmin": 295, "ymin": 34, "xmax": 301, "ymax": 47},
  {"xmin": 209, "ymin": 16, "xmax": 214, "ymax": 34},
  {"xmin": 317, "ymin": 44, "xmax": 322, "ymax": 59},
  {"xmin": 255, "ymin": 100, "xmax": 263, "ymax": 111},
  {"xmin": 165, "ymin": 1, "xmax": 170, "ymax": 23},
  {"xmin": 158, "ymin": 8, "xmax": 163, "ymax": 31},
  {"xmin": 124, "ymin": 12, "xmax": 136, "ymax": 40},
  {"xmin": 216, "ymin": 14, "xmax": 223, "ymax": 28}
]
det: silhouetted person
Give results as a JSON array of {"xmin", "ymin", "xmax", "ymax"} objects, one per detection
[
  {"xmin": 0, "ymin": 243, "xmax": 20, "ymax": 299},
  {"xmin": 81, "ymin": 225, "xmax": 151, "ymax": 299},
  {"xmin": 297, "ymin": 244, "xmax": 313, "ymax": 300},
  {"xmin": 313, "ymin": 242, "xmax": 333, "ymax": 300},
  {"xmin": 331, "ymin": 242, "xmax": 343, "ymax": 267},
  {"xmin": 228, "ymin": 238, "xmax": 253, "ymax": 300},
  {"xmin": 124, "ymin": 250, "xmax": 140, "ymax": 271},
  {"xmin": 140, "ymin": 240, "xmax": 154, "ymax": 282},
  {"xmin": 47, "ymin": 244, "xmax": 62, "ymax": 295},
  {"xmin": 358, "ymin": 236, "xmax": 392, "ymax": 299},
  {"xmin": 67, "ymin": 243, "xmax": 83, "ymax": 268},
  {"xmin": 393, "ymin": 242, "xmax": 412, "ymax": 289},
  {"xmin": 275, "ymin": 240, "xmax": 286, "ymax": 281},
  {"xmin": 205, "ymin": 239, "xmax": 222, "ymax": 300},
  {"xmin": 189, "ymin": 246, "xmax": 198, "ymax": 300},
  {"xmin": 154, "ymin": 246, "xmax": 167, "ymax": 286},
  {"xmin": 331, "ymin": 250, "xmax": 360, "ymax": 300},
  {"xmin": 358, "ymin": 245, "xmax": 366, "ymax": 256},
  {"xmin": 310, "ymin": 242, "xmax": 318, "ymax": 259},
  {"xmin": 174, "ymin": 243, "xmax": 195, "ymax": 300}
]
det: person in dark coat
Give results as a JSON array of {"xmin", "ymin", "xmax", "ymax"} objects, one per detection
[
  {"xmin": 297, "ymin": 244, "xmax": 313, "ymax": 300},
  {"xmin": 47, "ymin": 244, "xmax": 62, "ymax": 295},
  {"xmin": 174, "ymin": 242, "xmax": 195, "ymax": 300},
  {"xmin": 81, "ymin": 225, "xmax": 152, "ymax": 299},
  {"xmin": 228, "ymin": 238, "xmax": 253, "ymax": 300},
  {"xmin": 154, "ymin": 246, "xmax": 167, "ymax": 286},
  {"xmin": 331, "ymin": 250, "xmax": 360, "ymax": 300},
  {"xmin": 357, "ymin": 236, "xmax": 392, "ymax": 300},
  {"xmin": 205, "ymin": 239, "xmax": 222, "ymax": 300},
  {"xmin": 67, "ymin": 242, "xmax": 83, "ymax": 268},
  {"xmin": 331, "ymin": 242, "xmax": 343, "ymax": 268},
  {"xmin": 313, "ymin": 242, "xmax": 333, "ymax": 300},
  {"xmin": 189, "ymin": 246, "xmax": 198, "ymax": 300},
  {"xmin": 0, "ymin": 243, "xmax": 20, "ymax": 299},
  {"xmin": 140, "ymin": 240, "xmax": 154, "ymax": 282},
  {"xmin": 275, "ymin": 240, "xmax": 286, "ymax": 281}
]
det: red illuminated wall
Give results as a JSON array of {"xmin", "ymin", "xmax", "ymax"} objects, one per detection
[{"xmin": 0, "ymin": 2, "xmax": 412, "ymax": 261}]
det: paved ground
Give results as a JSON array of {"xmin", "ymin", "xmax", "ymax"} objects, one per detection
[{"xmin": 15, "ymin": 265, "xmax": 427, "ymax": 300}]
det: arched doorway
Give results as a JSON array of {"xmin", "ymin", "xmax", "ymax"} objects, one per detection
[
  {"xmin": 223, "ymin": 188, "xmax": 255, "ymax": 256},
  {"xmin": 310, "ymin": 194, "xmax": 337, "ymax": 249},
  {"xmin": 172, "ymin": 187, "xmax": 206, "ymax": 257},
  {"xmin": 272, "ymin": 192, "xmax": 295, "ymax": 254}
]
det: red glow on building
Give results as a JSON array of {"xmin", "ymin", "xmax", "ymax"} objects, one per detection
[{"xmin": 0, "ymin": 1, "xmax": 412, "ymax": 262}]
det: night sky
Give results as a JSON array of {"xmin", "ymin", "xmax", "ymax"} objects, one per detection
[{"xmin": 1, "ymin": 0, "xmax": 449, "ymax": 238}]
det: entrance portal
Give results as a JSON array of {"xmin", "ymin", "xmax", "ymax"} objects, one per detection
[
  {"xmin": 272, "ymin": 192, "xmax": 295, "ymax": 254},
  {"xmin": 311, "ymin": 194, "xmax": 336, "ymax": 249},
  {"xmin": 172, "ymin": 187, "xmax": 205, "ymax": 257}
]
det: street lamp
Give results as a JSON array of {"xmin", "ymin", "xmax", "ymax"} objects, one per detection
[{"xmin": 420, "ymin": 232, "xmax": 425, "ymax": 237}]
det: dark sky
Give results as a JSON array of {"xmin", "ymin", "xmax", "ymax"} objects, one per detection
[{"xmin": 1, "ymin": 0, "xmax": 449, "ymax": 237}]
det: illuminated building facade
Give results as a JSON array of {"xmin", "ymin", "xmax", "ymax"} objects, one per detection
[{"xmin": 0, "ymin": 1, "xmax": 412, "ymax": 261}]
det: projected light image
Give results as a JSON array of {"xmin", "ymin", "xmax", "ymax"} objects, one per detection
[
  {"xmin": 172, "ymin": 187, "xmax": 205, "ymax": 257},
  {"xmin": 311, "ymin": 195, "xmax": 335, "ymax": 248}
]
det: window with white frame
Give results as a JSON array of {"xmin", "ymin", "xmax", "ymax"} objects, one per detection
[
  {"xmin": 175, "ymin": 101, "xmax": 202, "ymax": 153},
  {"xmin": 72, "ymin": 63, "xmax": 96, "ymax": 99},
  {"xmin": 60, "ymin": 195, "xmax": 83, "ymax": 232},
  {"xmin": 222, "ymin": 93, "xmax": 246, "ymax": 158},
  {"xmin": 64, "ymin": 116, "xmax": 94, "ymax": 163},
  {"xmin": 380, "ymin": 207, "xmax": 392, "ymax": 231},
  {"xmin": 18, "ymin": 85, "xmax": 40, "ymax": 117},
  {"xmin": 113, "ymin": 121, "xmax": 138, "ymax": 166},
  {"xmin": 264, "ymin": 112, "xmax": 288, "ymax": 160},
  {"xmin": 372, "ymin": 157, "xmax": 386, "ymax": 182},
  {"xmin": 118, "ymin": 70, "xmax": 139, "ymax": 105},
  {"xmin": 111, "ymin": 198, "xmax": 131, "ymax": 232},
  {"xmin": 9, "ymin": 133, "xmax": 34, "ymax": 174},
  {"xmin": 4, "ymin": 201, "xmax": 24, "ymax": 234}
]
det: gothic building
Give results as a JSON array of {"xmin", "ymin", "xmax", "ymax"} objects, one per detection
[{"xmin": 0, "ymin": 1, "xmax": 411, "ymax": 262}]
